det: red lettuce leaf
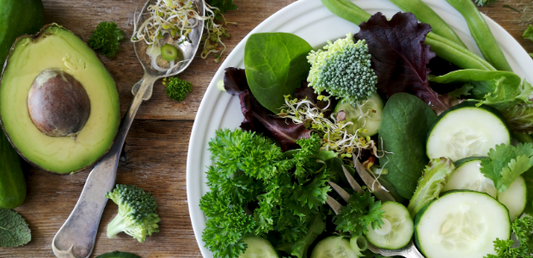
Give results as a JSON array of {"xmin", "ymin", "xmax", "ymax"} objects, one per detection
[
  {"xmin": 223, "ymin": 67, "xmax": 311, "ymax": 150},
  {"xmin": 354, "ymin": 12, "xmax": 452, "ymax": 113}
]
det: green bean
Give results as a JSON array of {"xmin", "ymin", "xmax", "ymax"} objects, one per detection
[
  {"xmin": 321, "ymin": 0, "xmax": 496, "ymax": 71},
  {"xmin": 321, "ymin": 0, "xmax": 370, "ymax": 26},
  {"xmin": 425, "ymin": 33, "xmax": 495, "ymax": 71},
  {"xmin": 445, "ymin": 0, "xmax": 512, "ymax": 71},
  {"xmin": 388, "ymin": 0, "xmax": 467, "ymax": 49},
  {"xmin": 430, "ymin": 69, "xmax": 518, "ymax": 84}
]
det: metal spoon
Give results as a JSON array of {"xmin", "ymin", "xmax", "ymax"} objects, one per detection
[{"xmin": 52, "ymin": 1, "xmax": 205, "ymax": 257}]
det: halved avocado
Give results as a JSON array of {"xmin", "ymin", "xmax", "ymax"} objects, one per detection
[{"xmin": 0, "ymin": 24, "xmax": 120, "ymax": 174}]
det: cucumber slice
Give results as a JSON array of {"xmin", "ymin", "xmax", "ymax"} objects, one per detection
[
  {"xmin": 333, "ymin": 93, "xmax": 383, "ymax": 136},
  {"xmin": 443, "ymin": 159, "xmax": 498, "ymax": 197},
  {"xmin": 310, "ymin": 236, "xmax": 358, "ymax": 258},
  {"xmin": 239, "ymin": 236, "xmax": 278, "ymax": 258},
  {"xmin": 414, "ymin": 191, "xmax": 511, "ymax": 258},
  {"xmin": 161, "ymin": 44, "xmax": 178, "ymax": 61},
  {"xmin": 426, "ymin": 103, "xmax": 510, "ymax": 161},
  {"xmin": 443, "ymin": 158, "xmax": 527, "ymax": 221},
  {"xmin": 365, "ymin": 201, "xmax": 413, "ymax": 250},
  {"xmin": 497, "ymin": 175, "xmax": 527, "ymax": 221}
]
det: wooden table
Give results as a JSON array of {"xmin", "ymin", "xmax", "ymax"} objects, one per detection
[{"xmin": 2, "ymin": 0, "xmax": 533, "ymax": 257}]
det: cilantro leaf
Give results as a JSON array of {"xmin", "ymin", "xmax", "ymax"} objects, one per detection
[
  {"xmin": 333, "ymin": 191, "xmax": 384, "ymax": 236},
  {"xmin": 480, "ymin": 143, "xmax": 533, "ymax": 192},
  {"xmin": 0, "ymin": 208, "xmax": 31, "ymax": 247}
]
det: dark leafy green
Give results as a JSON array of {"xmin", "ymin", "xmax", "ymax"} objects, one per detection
[
  {"xmin": 378, "ymin": 93, "xmax": 438, "ymax": 199},
  {"xmin": 0, "ymin": 208, "xmax": 31, "ymax": 247},
  {"xmin": 223, "ymin": 67, "xmax": 311, "ymax": 151},
  {"xmin": 244, "ymin": 33, "xmax": 312, "ymax": 113},
  {"xmin": 430, "ymin": 69, "xmax": 532, "ymax": 111},
  {"xmin": 277, "ymin": 214, "xmax": 326, "ymax": 258},
  {"xmin": 354, "ymin": 12, "xmax": 453, "ymax": 114},
  {"xmin": 485, "ymin": 214, "xmax": 533, "ymax": 258},
  {"xmin": 333, "ymin": 191, "xmax": 384, "ymax": 236},
  {"xmin": 200, "ymin": 130, "xmax": 330, "ymax": 258}
]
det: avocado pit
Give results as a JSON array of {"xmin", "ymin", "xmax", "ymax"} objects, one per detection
[{"xmin": 27, "ymin": 69, "xmax": 91, "ymax": 137}]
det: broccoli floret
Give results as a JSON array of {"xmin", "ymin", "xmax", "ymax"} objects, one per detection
[
  {"xmin": 307, "ymin": 33, "xmax": 377, "ymax": 106},
  {"xmin": 163, "ymin": 76, "xmax": 193, "ymax": 102},
  {"xmin": 474, "ymin": 0, "xmax": 498, "ymax": 7},
  {"xmin": 88, "ymin": 21, "xmax": 125, "ymax": 58},
  {"xmin": 105, "ymin": 184, "xmax": 160, "ymax": 243}
]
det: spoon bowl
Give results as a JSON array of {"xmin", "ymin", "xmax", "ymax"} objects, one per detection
[{"xmin": 52, "ymin": 1, "xmax": 205, "ymax": 257}]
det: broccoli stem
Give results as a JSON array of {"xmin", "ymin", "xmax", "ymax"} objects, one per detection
[
  {"xmin": 320, "ymin": 0, "xmax": 497, "ymax": 71},
  {"xmin": 445, "ymin": 0, "xmax": 512, "ymax": 71},
  {"xmin": 388, "ymin": 0, "xmax": 467, "ymax": 49},
  {"xmin": 106, "ymin": 214, "xmax": 127, "ymax": 238}
]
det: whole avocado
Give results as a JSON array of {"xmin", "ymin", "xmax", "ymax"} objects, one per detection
[{"xmin": 0, "ymin": 0, "xmax": 45, "ymax": 65}]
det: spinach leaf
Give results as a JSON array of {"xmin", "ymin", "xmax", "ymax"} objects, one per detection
[
  {"xmin": 244, "ymin": 33, "xmax": 312, "ymax": 113},
  {"xmin": 378, "ymin": 93, "xmax": 437, "ymax": 199}
]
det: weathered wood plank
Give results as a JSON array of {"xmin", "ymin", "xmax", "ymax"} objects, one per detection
[
  {"xmin": 2, "ymin": 120, "xmax": 196, "ymax": 257},
  {"xmin": 3, "ymin": 0, "xmax": 533, "ymax": 258}
]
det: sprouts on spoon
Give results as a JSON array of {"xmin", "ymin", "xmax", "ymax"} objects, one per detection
[{"xmin": 132, "ymin": 0, "xmax": 233, "ymax": 73}]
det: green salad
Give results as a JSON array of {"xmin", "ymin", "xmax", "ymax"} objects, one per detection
[{"xmin": 199, "ymin": 0, "xmax": 533, "ymax": 258}]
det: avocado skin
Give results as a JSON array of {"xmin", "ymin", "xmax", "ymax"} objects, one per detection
[
  {"xmin": 0, "ymin": 130, "xmax": 25, "ymax": 209},
  {"xmin": 0, "ymin": 0, "xmax": 45, "ymax": 65}
]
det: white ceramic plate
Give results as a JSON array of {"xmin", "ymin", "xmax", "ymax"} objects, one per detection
[{"xmin": 186, "ymin": 0, "xmax": 533, "ymax": 257}]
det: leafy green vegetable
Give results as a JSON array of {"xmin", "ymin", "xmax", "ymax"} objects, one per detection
[
  {"xmin": 485, "ymin": 214, "xmax": 533, "ymax": 258},
  {"xmin": 378, "ymin": 93, "xmax": 438, "ymax": 199},
  {"xmin": 206, "ymin": 0, "xmax": 238, "ymax": 17},
  {"xmin": 480, "ymin": 143, "xmax": 533, "ymax": 193},
  {"xmin": 244, "ymin": 32, "xmax": 313, "ymax": 113},
  {"xmin": 501, "ymin": 103, "xmax": 533, "ymax": 133},
  {"xmin": 105, "ymin": 184, "xmax": 160, "ymax": 243},
  {"xmin": 88, "ymin": 21, "xmax": 125, "ymax": 58},
  {"xmin": 333, "ymin": 191, "xmax": 384, "ymax": 236},
  {"xmin": 430, "ymin": 69, "xmax": 533, "ymax": 111},
  {"xmin": 523, "ymin": 25, "xmax": 533, "ymax": 58},
  {"xmin": 96, "ymin": 251, "xmax": 140, "ymax": 258},
  {"xmin": 407, "ymin": 158, "xmax": 455, "ymax": 217},
  {"xmin": 307, "ymin": 33, "xmax": 377, "ymax": 106},
  {"xmin": 0, "ymin": 208, "xmax": 31, "ymax": 247},
  {"xmin": 277, "ymin": 213, "xmax": 326, "ymax": 258},
  {"xmin": 163, "ymin": 76, "xmax": 192, "ymax": 102},
  {"xmin": 201, "ymin": 130, "xmax": 331, "ymax": 258}
]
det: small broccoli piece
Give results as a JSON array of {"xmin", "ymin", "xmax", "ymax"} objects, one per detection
[
  {"xmin": 105, "ymin": 184, "xmax": 160, "ymax": 243},
  {"xmin": 88, "ymin": 21, "xmax": 125, "ymax": 58},
  {"xmin": 163, "ymin": 76, "xmax": 193, "ymax": 102},
  {"xmin": 474, "ymin": 0, "xmax": 498, "ymax": 7},
  {"xmin": 307, "ymin": 33, "xmax": 377, "ymax": 106}
]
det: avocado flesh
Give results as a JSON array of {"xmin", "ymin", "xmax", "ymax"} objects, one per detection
[{"xmin": 0, "ymin": 25, "xmax": 120, "ymax": 174}]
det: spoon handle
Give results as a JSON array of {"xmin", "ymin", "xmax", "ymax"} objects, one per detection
[{"xmin": 52, "ymin": 73, "xmax": 158, "ymax": 258}]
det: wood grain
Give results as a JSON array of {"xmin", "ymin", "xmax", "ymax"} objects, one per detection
[{"xmin": 2, "ymin": 0, "xmax": 533, "ymax": 257}]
